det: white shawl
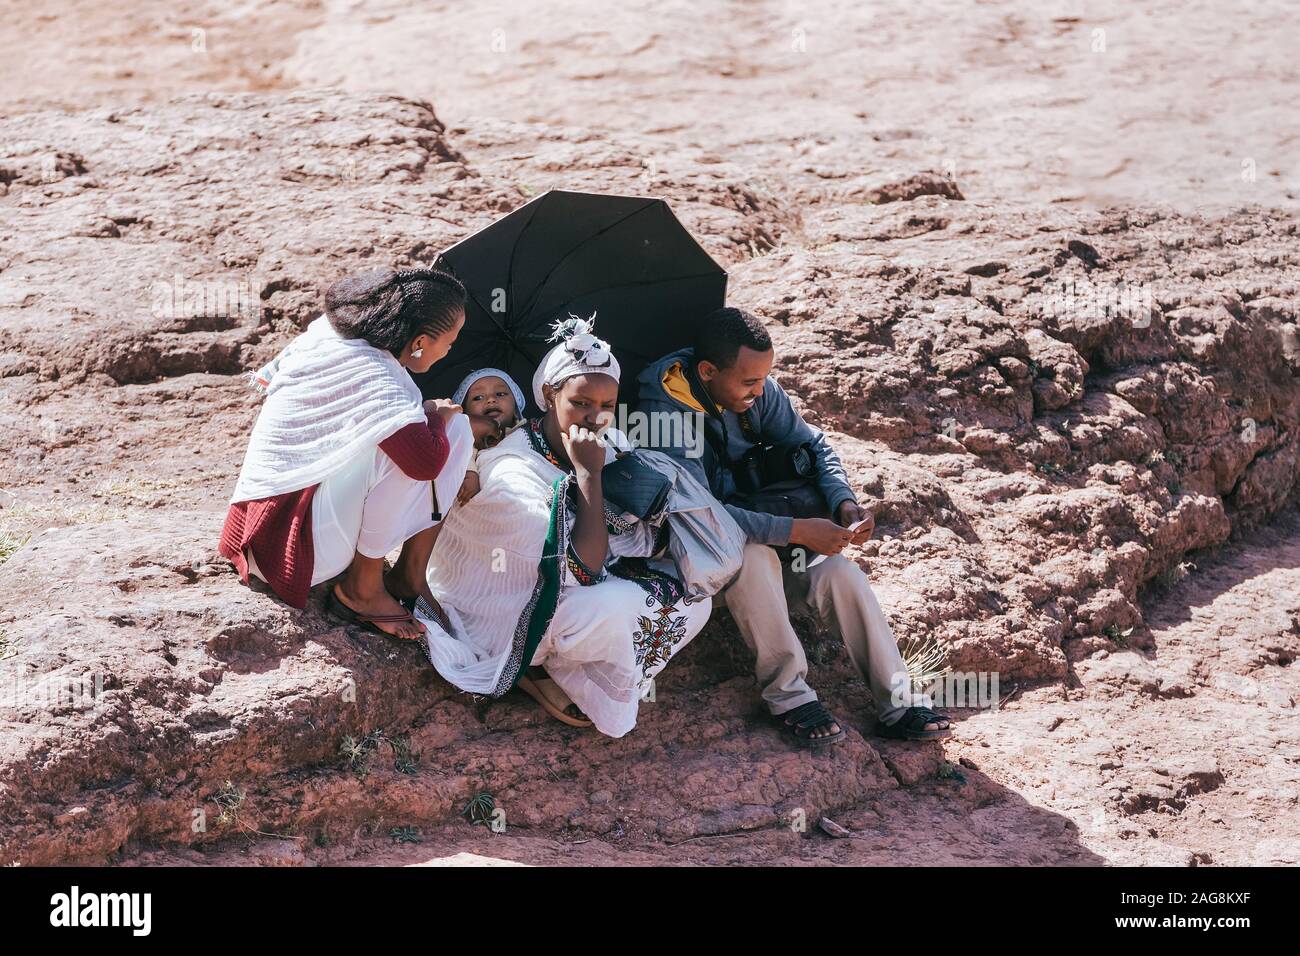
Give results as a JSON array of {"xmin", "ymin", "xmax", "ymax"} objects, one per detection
[
  {"xmin": 230, "ymin": 315, "xmax": 428, "ymax": 503},
  {"xmin": 420, "ymin": 425, "xmax": 628, "ymax": 695}
]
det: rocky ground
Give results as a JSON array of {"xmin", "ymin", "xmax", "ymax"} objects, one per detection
[{"xmin": 1, "ymin": 2, "xmax": 1297, "ymax": 866}]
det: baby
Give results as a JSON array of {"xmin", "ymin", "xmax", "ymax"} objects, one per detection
[{"xmin": 451, "ymin": 367, "xmax": 527, "ymax": 504}]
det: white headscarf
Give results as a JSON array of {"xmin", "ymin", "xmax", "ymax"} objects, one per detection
[{"xmin": 531, "ymin": 313, "xmax": 621, "ymax": 411}]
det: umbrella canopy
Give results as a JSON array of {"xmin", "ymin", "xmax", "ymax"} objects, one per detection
[{"xmin": 415, "ymin": 189, "xmax": 727, "ymax": 413}]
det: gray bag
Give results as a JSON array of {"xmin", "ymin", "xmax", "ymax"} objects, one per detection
[{"xmin": 634, "ymin": 449, "xmax": 746, "ymax": 603}]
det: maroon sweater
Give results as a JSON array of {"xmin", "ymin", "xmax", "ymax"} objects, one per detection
[{"xmin": 218, "ymin": 411, "xmax": 450, "ymax": 609}]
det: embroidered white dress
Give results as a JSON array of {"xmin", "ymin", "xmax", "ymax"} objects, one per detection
[{"xmin": 418, "ymin": 420, "xmax": 711, "ymax": 737}]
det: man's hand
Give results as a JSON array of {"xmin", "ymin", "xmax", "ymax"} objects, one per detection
[
  {"xmin": 789, "ymin": 517, "xmax": 853, "ymax": 556},
  {"xmin": 560, "ymin": 424, "xmax": 607, "ymax": 476},
  {"xmin": 836, "ymin": 500, "xmax": 876, "ymax": 545}
]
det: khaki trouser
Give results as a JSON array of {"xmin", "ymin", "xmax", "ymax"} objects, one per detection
[{"xmin": 715, "ymin": 542, "xmax": 926, "ymax": 722}]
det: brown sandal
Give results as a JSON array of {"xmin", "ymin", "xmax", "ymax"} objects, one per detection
[
  {"xmin": 517, "ymin": 667, "xmax": 593, "ymax": 728},
  {"xmin": 396, "ymin": 593, "xmax": 454, "ymax": 634},
  {"xmin": 326, "ymin": 585, "xmax": 423, "ymax": 641}
]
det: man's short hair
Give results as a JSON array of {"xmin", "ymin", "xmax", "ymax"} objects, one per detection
[{"xmin": 695, "ymin": 307, "xmax": 772, "ymax": 369}]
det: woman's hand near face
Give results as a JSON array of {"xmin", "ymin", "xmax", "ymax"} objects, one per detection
[
  {"xmin": 560, "ymin": 424, "xmax": 607, "ymax": 476},
  {"xmin": 564, "ymin": 426, "xmax": 610, "ymax": 578}
]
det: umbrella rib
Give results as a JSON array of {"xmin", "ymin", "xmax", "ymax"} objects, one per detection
[
  {"xmin": 437, "ymin": 242, "xmax": 513, "ymax": 341},
  {"xmin": 516, "ymin": 199, "xmax": 661, "ymax": 321},
  {"xmin": 465, "ymin": 286, "xmax": 507, "ymax": 335},
  {"xmin": 448, "ymin": 292, "xmax": 538, "ymax": 376},
  {"xmin": 514, "ymin": 270, "xmax": 727, "ymax": 341},
  {"xmin": 450, "ymin": 195, "xmax": 546, "ymax": 351},
  {"xmin": 504, "ymin": 198, "xmax": 546, "ymax": 337}
]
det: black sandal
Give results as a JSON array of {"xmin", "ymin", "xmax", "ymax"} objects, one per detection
[
  {"xmin": 877, "ymin": 706, "xmax": 952, "ymax": 740},
  {"xmin": 326, "ymin": 585, "xmax": 422, "ymax": 641},
  {"xmin": 771, "ymin": 700, "xmax": 847, "ymax": 747},
  {"xmin": 396, "ymin": 593, "xmax": 454, "ymax": 634},
  {"xmin": 412, "ymin": 595, "xmax": 454, "ymax": 633}
]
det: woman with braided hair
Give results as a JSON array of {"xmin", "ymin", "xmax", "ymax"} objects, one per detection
[{"xmin": 219, "ymin": 267, "xmax": 495, "ymax": 640}]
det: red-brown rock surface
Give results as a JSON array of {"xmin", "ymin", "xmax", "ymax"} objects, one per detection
[{"xmin": 2, "ymin": 2, "xmax": 1298, "ymax": 866}]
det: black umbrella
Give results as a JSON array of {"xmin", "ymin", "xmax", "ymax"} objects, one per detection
[{"xmin": 415, "ymin": 189, "xmax": 727, "ymax": 413}]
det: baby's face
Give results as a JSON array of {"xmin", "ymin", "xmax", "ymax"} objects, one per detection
[{"xmin": 463, "ymin": 376, "xmax": 518, "ymax": 424}]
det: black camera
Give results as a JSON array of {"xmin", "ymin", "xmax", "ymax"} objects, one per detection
[{"xmin": 732, "ymin": 440, "xmax": 818, "ymax": 495}]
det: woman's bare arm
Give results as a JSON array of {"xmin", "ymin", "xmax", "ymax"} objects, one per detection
[{"xmin": 563, "ymin": 426, "xmax": 609, "ymax": 575}]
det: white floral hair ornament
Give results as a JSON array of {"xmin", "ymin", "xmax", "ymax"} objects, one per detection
[
  {"xmin": 547, "ymin": 312, "xmax": 614, "ymax": 367},
  {"xmin": 531, "ymin": 311, "xmax": 622, "ymax": 411}
]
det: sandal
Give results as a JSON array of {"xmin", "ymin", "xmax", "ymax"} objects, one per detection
[
  {"xmin": 326, "ymin": 585, "xmax": 423, "ymax": 641},
  {"xmin": 771, "ymin": 700, "xmax": 847, "ymax": 747},
  {"xmin": 396, "ymin": 593, "xmax": 454, "ymax": 634},
  {"xmin": 876, "ymin": 706, "xmax": 952, "ymax": 740},
  {"xmin": 517, "ymin": 667, "xmax": 593, "ymax": 728}
]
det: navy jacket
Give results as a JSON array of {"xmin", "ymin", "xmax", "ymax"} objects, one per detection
[{"xmin": 634, "ymin": 347, "xmax": 856, "ymax": 546}]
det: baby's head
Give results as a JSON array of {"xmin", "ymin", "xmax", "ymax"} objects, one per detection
[
  {"xmin": 463, "ymin": 374, "xmax": 518, "ymax": 426},
  {"xmin": 452, "ymin": 368, "xmax": 525, "ymax": 446}
]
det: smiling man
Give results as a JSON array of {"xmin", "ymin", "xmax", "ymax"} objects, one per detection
[{"xmin": 636, "ymin": 307, "xmax": 951, "ymax": 746}]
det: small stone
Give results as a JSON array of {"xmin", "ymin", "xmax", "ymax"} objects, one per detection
[{"xmin": 818, "ymin": 817, "xmax": 852, "ymax": 839}]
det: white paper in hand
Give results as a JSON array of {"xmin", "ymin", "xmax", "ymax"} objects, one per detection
[{"xmin": 804, "ymin": 517, "xmax": 872, "ymax": 569}]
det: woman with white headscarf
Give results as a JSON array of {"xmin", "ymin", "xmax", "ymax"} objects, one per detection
[{"xmin": 419, "ymin": 315, "xmax": 711, "ymax": 737}]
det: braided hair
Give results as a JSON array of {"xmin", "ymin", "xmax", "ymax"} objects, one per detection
[{"xmin": 324, "ymin": 266, "xmax": 466, "ymax": 358}]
